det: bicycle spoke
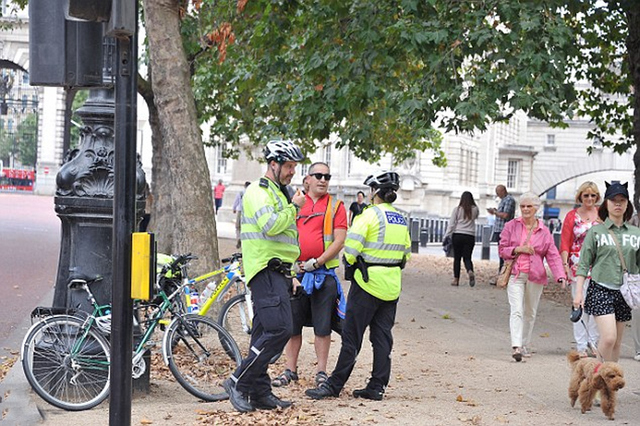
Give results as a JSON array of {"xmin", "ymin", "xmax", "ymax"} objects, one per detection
[
  {"xmin": 22, "ymin": 316, "xmax": 111, "ymax": 411},
  {"xmin": 164, "ymin": 315, "xmax": 241, "ymax": 401}
]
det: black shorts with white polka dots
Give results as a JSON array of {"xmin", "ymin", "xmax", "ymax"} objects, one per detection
[{"xmin": 584, "ymin": 281, "xmax": 632, "ymax": 322}]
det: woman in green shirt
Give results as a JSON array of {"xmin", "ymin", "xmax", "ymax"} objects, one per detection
[{"xmin": 574, "ymin": 181, "xmax": 638, "ymax": 362}]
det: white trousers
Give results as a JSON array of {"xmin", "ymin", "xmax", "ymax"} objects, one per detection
[
  {"xmin": 633, "ymin": 308, "xmax": 640, "ymax": 354},
  {"xmin": 507, "ymin": 273, "xmax": 544, "ymax": 348},
  {"xmin": 570, "ymin": 278, "xmax": 599, "ymax": 352}
]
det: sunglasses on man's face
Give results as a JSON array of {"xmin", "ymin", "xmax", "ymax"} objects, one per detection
[{"xmin": 310, "ymin": 173, "xmax": 331, "ymax": 181}]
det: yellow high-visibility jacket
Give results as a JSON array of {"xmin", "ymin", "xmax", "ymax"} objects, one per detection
[
  {"xmin": 241, "ymin": 177, "xmax": 300, "ymax": 283},
  {"xmin": 344, "ymin": 203, "xmax": 411, "ymax": 301}
]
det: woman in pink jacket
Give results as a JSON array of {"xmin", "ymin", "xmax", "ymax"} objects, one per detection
[{"xmin": 499, "ymin": 192, "xmax": 567, "ymax": 362}]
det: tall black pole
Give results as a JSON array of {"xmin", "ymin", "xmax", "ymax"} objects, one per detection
[{"xmin": 109, "ymin": 1, "xmax": 138, "ymax": 424}]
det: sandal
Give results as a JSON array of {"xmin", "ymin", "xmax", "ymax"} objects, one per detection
[
  {"xmin": 271, "ymin": 368, "xmax": 298, "ymax": 387},
  {"xmin": 315, "ymin": 371, "xmax": 329, "ymax": 386},
  {"xmin": 512, "ymin": 347, "xmax": 522, "ymax": 362}
]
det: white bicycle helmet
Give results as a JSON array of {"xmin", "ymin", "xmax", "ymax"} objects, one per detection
[
  {"xmin": 264, "ymin": 139, "xmax": 305, "ymax": 163},
  {"xmin": 363, "ymin": 171, "xmax": 400, "ymax": 191}
]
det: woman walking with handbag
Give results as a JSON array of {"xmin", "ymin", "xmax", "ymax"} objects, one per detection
[
  {"xmin": 499, "ymin": 192, "xmax": 566, "ymax": 361},
  {"xmin": 444, "ymin": 191, "xmax": 479, "ymax": 287},
  {"xmin": 560, "ymin": 181, "xmax": 601, "ymax": 357},
  {"xmin": 573, "ymin": 181, "xmax": 640, "ymax": 362}
]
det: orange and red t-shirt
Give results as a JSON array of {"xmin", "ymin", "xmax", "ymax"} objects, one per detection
[{"xmin": 297, "ymin": 193, "xmax": 347, "ymax": 262}]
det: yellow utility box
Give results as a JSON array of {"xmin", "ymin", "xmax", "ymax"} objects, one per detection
[{"xmin": 131, "ymin": 232, "xmax": 155, "ymax": 300}]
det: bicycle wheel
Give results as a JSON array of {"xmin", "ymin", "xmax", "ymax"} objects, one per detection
[
  {"xmin": 218, "ymin": 294, "xmax": 282, "ymax": 364},
  {"xmin": 218, "ymin": 294, "xmax": 253, "ymax": 359},
  {"xmin": 163, "ymin": 314, "xmax": 241, "ymax": 402},
  {"xmin": 21, "ymin": 315, "xmax": 111, "ymax": 411}
]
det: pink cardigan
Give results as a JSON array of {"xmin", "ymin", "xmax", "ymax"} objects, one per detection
[{"xmin": 498, "ymin": 218, "xmax": 566, "ymax": 285}]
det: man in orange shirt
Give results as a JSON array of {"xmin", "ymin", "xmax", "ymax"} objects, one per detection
[{"xmin": 272, "ymin": 162, "xmax": 347, "ymax": 388}]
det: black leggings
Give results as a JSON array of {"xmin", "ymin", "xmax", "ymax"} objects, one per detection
[{"xmin": 452, "ymin": 233, "xmax": 475, "ymax": 278}]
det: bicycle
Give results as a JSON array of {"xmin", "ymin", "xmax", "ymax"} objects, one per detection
[
  {"xmin": 185, "ymin": 252, "xmax": 249, "ymax": 320},
  {"xmin": 161, "ymin": 252, "xmax": 252, "ymax": 356},
  {"xmin": 20, "ymin": 255, "xmax": 242, "ymax": 411},
  {"xmin": 167, "ymin": 252, "xmax": 278, "ymax": 363}
]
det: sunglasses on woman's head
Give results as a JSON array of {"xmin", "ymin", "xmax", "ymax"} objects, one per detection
[{"xmin": 310, "ymin": 173, "xmax": 331, "ymax": 181}]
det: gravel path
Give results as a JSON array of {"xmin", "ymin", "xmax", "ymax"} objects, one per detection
[{"xmin": 36, "ymin": 240, "xmax": 640, "ymax": 425}]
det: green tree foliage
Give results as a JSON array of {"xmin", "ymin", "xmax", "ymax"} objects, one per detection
[
  {"xmin": 187, "ymin": 0, "xmax": 581, "ymax": 165},
  {"xmin": 0, "ymin": 114, "xmax": 36, "ymax": 168},
  {"xmin": 0, "ymin": 125, "xmax": 12, "ymax": 165},
  {"xmin": 16, "ymin": 113, "xmax": 38, "ymax": 167},
  {"xmin": 70, "ymin": 90, "xmax": 89, "ymax": 149}
]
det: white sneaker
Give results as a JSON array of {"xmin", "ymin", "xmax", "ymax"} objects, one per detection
[{"xmin": 634, "ymin": 353, "xmax": 640, "ymax": 361}]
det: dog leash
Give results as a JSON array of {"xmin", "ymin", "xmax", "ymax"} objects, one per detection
[{"xmin": 579, "ymin": 319, "xmax": 604, "ymax": 362}]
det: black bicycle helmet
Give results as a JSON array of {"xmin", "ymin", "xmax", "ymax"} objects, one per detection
[
  {"xmin": 263, "ymin": 140, "xmax": 305, "ymax": 163},
  {"xmin": 363, "ymin": 171, "xmax": 400, "ymax": 191}
]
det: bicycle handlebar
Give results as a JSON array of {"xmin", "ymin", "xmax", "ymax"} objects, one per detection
[
  {"xmin": 162, "ymin": 253, "xmax": 198, "ymax": 275},
  {"xmin": 221, "ymin": 252, "xmax": 242, "ymax": 264}
]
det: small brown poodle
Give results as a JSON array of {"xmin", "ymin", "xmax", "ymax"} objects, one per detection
[{"xmin": 567, "ymin": 350, "xmax": 625, "ymax": 420}]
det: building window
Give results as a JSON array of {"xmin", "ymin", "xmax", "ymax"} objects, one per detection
[
  {"xmin": 346, "ymin": 151, "xmax": 352, "ymax": 176},
  {"xmin": 546, "ymin": 134, "xmax": 555, "ymax": 146},
  {"xmin": 324, "ymin": 146, "xmax": 331, "ymax": 166},
  {"xmin": 507, "ymin": 159, "xmax": 520, "ymax": 189},
  {"xmin": 300, "ymin": 163, "xmax": 309, "ymax": 176},
  {"xmin": 216, "ymin": 145, "xmax": 227, "ymax": 174},
  {"xmin": 459, "ymin": 148, "xmax": 478, "ymax": 186}
]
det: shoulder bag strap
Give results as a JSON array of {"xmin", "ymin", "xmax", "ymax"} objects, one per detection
[
  {"xmin": 523, "ymin": 226, "xmax": 534, "ymax": 245},
  {"xmin": 606, "ymin": 228, "xmax": 628, "ymax": 272},
  {"xmin": 512, "ymin": 224, "xmax": 535, "ymax": 260}
]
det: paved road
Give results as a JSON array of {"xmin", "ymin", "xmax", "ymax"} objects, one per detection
[
  {"xmin": 0, "ymin": 193, "xmax": 59, "ymax": 350},
  {"xmin": 0, "ymin": 193, "xmax": 60, "ymax": 425}
]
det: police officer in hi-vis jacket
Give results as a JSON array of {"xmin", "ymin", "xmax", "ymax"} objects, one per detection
[
  {"xmin": 305, "ymin": 171, "xmax": 411, "ymax": 402},
  {"xmin": 224, "ymin": 140, "xmax": 305, "ymax": 413}
]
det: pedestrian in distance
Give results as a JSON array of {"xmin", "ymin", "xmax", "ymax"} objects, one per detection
[
  {"xmin": 213, "ymin": 179, "xmax": 226, "ymax": 215},
  {"xmin": 488, "ymin": 184, "xmax": 516, "ymax": 284},
  {"xmin": 348, "ymin": 191, "xmax": 368, "ymax": 226},
  {"xmin": 444, "ymin": 191, "xmax": 479, "ymax": 287},
  {"xmin": 498, "ymin": 192, "xmax": 566, "ymax": 362},
  {"xmin": 305, "ymin": 171, "xmax": 411, "ymax": 402},
  {"xmin": 573, "ymin": 181, "xmax": 639, "ymax": 363},
  {"xmin": 232, "ymin": 181, "xmax": 251, "ymax": 249},
  {"xmin": 560, "ymin": 181, "xmax": 601, "ymax": 358},
  {"xmin": 273, "ymin": 162, "xmax": 348, "ymax": 389},
  {"xmin": 223, "ymin": 140, "xmax": 306, "ymax": 413}
]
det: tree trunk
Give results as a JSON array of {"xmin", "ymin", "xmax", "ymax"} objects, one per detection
[
  {"xmin": 138, "ymin": 74, "xmax": 174, "ymax": 252},
  {"xmin": 142, "ymin": 0, "xmax": 219, "ymax": 273},
  {"xmin": 627, "ymin": 5, "xmax": 640, "ymax": 211}
]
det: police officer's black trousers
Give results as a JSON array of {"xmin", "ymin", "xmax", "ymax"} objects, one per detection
[
  {"xmin": 327, "ymin": 280, "xmax": 398, "ymax": 394},
  {"xmin": 231, "ymin": 268, "xmax": 292, "ymax": 397}
]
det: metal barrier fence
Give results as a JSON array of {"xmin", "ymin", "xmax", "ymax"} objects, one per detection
[
  {"xmin": 408, "ymin": 216, "xmax": 488, "ymax": 245},
  {"xmin": 405, "ymin": 214, "xmax": 561, "ymax": 257}
]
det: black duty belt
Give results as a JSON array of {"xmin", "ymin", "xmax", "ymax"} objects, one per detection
[
  {"xmin": 355, "ymin": 255, "xmax": 406, "ymax": 283},
  {"xmin": 267, "ymin": 258, "xmax": 295, "ymax": 278}
]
